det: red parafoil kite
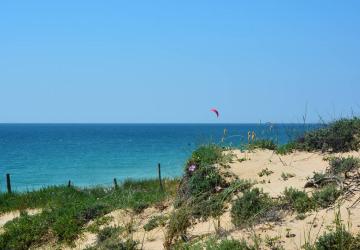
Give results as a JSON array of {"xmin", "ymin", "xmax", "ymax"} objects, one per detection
[{"xmin": 210, "ymin": 108, "xmax": 219, "ymax": 118}]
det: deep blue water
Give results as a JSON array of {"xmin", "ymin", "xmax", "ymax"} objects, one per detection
[{"xmin": 0, "ymin": 124, "xmax": 318, "ymax": 191}]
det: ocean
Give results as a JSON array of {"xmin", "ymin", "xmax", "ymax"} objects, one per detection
[{"xmin": 0, "ymin": 124, "xmax": 319, "ymax": 191}]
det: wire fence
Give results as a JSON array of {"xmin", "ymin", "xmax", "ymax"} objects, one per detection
[{"xmin": 1, "ymin": 161, "xmax": 180, "ymax": 193}]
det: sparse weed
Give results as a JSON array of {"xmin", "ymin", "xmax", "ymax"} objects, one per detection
[
  {"xmin": 143, "ymin": 215, "xmax": 168, "ymax": 231},
  {"xmin": 281, "ymin": 172, "xmax": 296, "ymax": 181},
  {"xmin": 248, "ymin": 139, "xmax": 277, "ymax": 151},
  {"xmin": 258, "ymin": 168, "xmax": 274, "ymax": 177}
]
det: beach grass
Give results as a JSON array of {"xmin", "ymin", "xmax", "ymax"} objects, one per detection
[{"xmin": 0, "ymin": 179, "xmax": 178, "ymax": 249}]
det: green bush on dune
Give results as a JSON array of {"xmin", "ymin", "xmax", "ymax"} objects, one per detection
[
  {"xmin": 231, "ymin": 188, "xmax": 273, "ymax": 227},
  {"xmin": 287, "ymin": 118, "xmax": 360, "ymax": 153},
  {"xmin": 175, "ymin": 144, "xmax": 228, "ymax": 219},
  {"xmin": 304, "ymin": 211, "xmax": 360, "ymax": 250},
  {"xmin": 283, "ymin": 187, "xmax": 316, "ymax": 213},
  {"xmin": 328, "ymin": 156, "xmax": 360, "ymax": 175},
  {"xmin": 167, "ymin": 144, "xmax": 255, "ymax": 248},
  {"xmin": 253, "ymin": 118, "xmax": 360, "ymax": 155},
  {"xmin": 283, "ymin": 185, "xmax": 341, "ymax": 214}
]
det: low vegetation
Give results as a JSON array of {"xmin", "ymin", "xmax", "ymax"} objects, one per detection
[
  {"xmin": 257, "ymin": 168, "xmax": 274, "ymax": 177},
  {"xmin": 249, "ymin": 118, "xmax": 360, "ymax": 154},
  {"xmin": 248, "ymin": 139, "xmax": 277, "ymax": 151},
  {"xmin": 283, "ymin": 185, "xmax": 341, "ymax": 214},
  {"xmin": 166, "ymin": 144, "xmax": 254, "ymax": 248},
  {"xmin": 231, "ymin": 188, "xmax": 275, "ymax": 227},
  {"xmin": 280, "ymin": 117, "xmax": 360, "ymax": 153},
  {"xmin": 328, "ymin": 156, "xmax": 360, "ymax": 176},
  {"xmin": 0, "ymin": 179, "xmax": 178, "ymax": 250},
  {"xmin": 281, "ymin": 172, "xmax": 296, "ymax": 181},
  {"xmin": 143, "ymin": 215, "xmax": 168, "ymax": 231},
  {"xmin": 85, "ymin": 225, "xmax": 137, "ymax": 250},
  {"xmin": 304, "ymin": 211, "xmax": 360, "ymax": 250},
  {"xmin": 174, "ymin": 145, "xmax": 229, "ymax": 219},
  {"xmin": 176, "ymin": 237, "xmax": 257, "ymax": 250}
]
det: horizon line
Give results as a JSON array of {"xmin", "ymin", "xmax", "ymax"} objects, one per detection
[{"xmin": 0, "ymin": 122, "xmax": 322, "ymax": 125}]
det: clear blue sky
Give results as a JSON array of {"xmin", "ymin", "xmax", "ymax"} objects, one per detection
[{"xmin": 1, "ymin": 1, "xmax": 360, "ymax": 123}]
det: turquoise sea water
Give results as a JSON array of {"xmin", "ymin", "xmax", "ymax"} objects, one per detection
[{"xmin": 0, "ymin": 124, "xmax": 319, "ymax": 191}]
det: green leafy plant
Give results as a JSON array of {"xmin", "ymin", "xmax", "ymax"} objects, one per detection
[
  {"xmin": 231, "ymin": 188, "xmax": 273, "ymax": 227},
  {"xmin": 328, "ymin": 156, "xmax": 360, "ymax": 176},
  {"xmin": 283, "ymin": 188, "xmax": 315, "ymax": 213},
  {"xmin": 164, "ymin": 207, "xmax": 192, "ymax": 249},
  {"xmin": 296, "ymin": 118, "xmax": 360, "ymax": 153},
  {"xmin": 312, "ymin": 185, "xmax": 341, "ymax": 208},
  {"xmin": 311, "ymin": 171, "xmax": 327, "ymax": 183},
  {"xmin": 304, "ymin": 210, "xmax": 360, "ymax": 250}
]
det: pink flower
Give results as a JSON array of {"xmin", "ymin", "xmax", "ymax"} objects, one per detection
[{"xmin": 188, "ymin": 164, "xmax": 196, "ymax": 172}]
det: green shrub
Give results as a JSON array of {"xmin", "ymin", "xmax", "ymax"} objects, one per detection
[
  {"xmin": 165, "ymin": 207, "xmax": 192, "ymax": 249},
  {"xmin": 312, "ymin": 185, "xmax": 341, "ymax": 208},
  {"xmin": 304, "ymin": 210, "xmax": 360, "ymax": 250},
  {"xmin": 188, "ymin": 144, "xmax": 224, "ymax": 168},
  {"xmin": 311, "ymin": 171, "xmax": 327, "ymax": 183},
  {"xmin": 176, "ymin": 237, "xmax": 255, "ymax": 250},
  {"xmin": 0, "ymin": 213, "xmax": 51, "ymax": 250},
  {"xmin": 211, "ymin": 239, "xmax": 255, "ymax": 250},
  {"xmin": 283, "ymin": 185, "xmax": 340, "ymax": 214},
  {"xmin": 297, "ymin": 118, "xmax": 360, "ymax": 152},
  {"xmin": 188, "ymin": 165, "xmax": 224, "ymax": 196},
  {"xmin": 176, "ymin": 145, "xmax": 229, "ymax": 219},
  {"xmin": 283, "ymin": 188, "xmax": 315, "ymax": 213},
  {"xmin": 328, "ymin": 156, "xmax": 360, "ymax": 175},
  {"xmin": 231, "ymin": 188, "xmax": 272, "ymax": 227},
  {"xmin": 248, "ymin": 139, "xmax": 277, "ymax": 150},
  {"xmin": 315, "ymin": 229, "xmax": 354, "ymax": 250}
]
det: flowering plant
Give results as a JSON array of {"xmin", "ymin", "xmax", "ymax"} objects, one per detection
[{"xmin": 188, "ymin": 164, "xmax": 196, "ymax": 172}]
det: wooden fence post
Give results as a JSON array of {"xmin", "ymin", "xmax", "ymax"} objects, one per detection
[
  {"xmin": 113, "ymin": 178, "xmax": 118, "ymax": 189},
  {"xmin": 158, "ymin": 163, "xmax": 164, "ymax": 192},
  {"xmin": 6, "ymin": 173, "xmax": 11, "ymax": 193},
  {"xmin": 68, "ymin": 180, "xmax": 71, "ymax": 187}
]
